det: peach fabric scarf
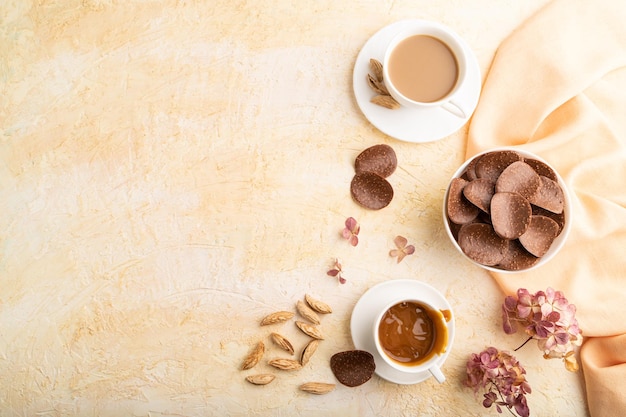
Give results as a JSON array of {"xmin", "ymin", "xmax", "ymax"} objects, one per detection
[{"xmin": 467, "ymin": 0, "xmax": 626, "ymax": 415}]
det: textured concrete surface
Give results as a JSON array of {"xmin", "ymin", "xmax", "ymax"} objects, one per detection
[{"xmin": 0, "ymin": 1, "xmax": 587, "ymax": 416}]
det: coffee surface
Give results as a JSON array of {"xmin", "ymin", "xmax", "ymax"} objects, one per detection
[
  {"xmin": 378, "ymin": 301, "xmax": 447, "ymax": 365},
  {"xmin": 388, "ymin": 35, "xmax": 458, "ymax": 103}
]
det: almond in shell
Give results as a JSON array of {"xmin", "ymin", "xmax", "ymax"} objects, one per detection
[
  {"xmin": 299, "ymin": 382, "xmax": 336, "ymax": 395},
  {"xmin": 241, "ymin": 341, "xmax": 265, "ymax": 370},
  {"xmin": 268, "ymin": 358, "xmax": 303, "ymax": 371},
  {"xmin": 296, "ymin": 300, "xmax": 320, "ymax": 325},
  {"xmin": 260, "ymin": 311, "xmax": 294, "ymax": 326},
  {"xmin": 245, "ymin": 374, "xmax": 276, "ymax": 385},
  {"xmin": 295, "ymin": 321, "xmax": 324, "ymax": 340},
  {"xmin": 366, "ymin": 74, "xmax": 389, "ymax": 95},
  {"xmin": 300, "ymin": 339, "xmax": 320, "ymax": 366},
  {"xmin": 369, "ymin": 58, "xmax": 383, "ymax": 82},
  {"xmin": 370, "ymin": 94, "xmax": 400, "ymax": 110},
  {"xmin": 305, "ymin": 294, "xmax": 332, "ymax": 314},
  {"xmin": 270, "ymin": 332, "xmax": 294, "ymax": 355}
]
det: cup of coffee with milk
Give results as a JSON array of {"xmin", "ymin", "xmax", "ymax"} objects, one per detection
[
  {"xmin": 373, "ymin": 297, "xmax": 452, "ymax": 383},
  {"xmin": 383, "ymin": 21, "xmax": 469, "ymax": 118}
]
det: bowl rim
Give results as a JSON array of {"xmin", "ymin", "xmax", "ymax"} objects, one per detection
[{"xmin": 442, "ymin": 147, "xmax": 572, "ymax": 273}]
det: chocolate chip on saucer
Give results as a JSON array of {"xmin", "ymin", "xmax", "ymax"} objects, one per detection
[
  {"xmin": 330, "ymin": 350, "xmax": 376, "ymax": 387},
  {"xmin": 355, "ymin": 144, "xmax": 397, "ymax": 178},
  {"xmin": 350, "ymin": 172, "xmax": 394, "ymax": 210},
  {"xmin": 457, "ymin": 222, "xmax": 508, "ymax": 266}
]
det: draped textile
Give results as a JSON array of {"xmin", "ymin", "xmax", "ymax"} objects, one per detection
[{"xmin": 467, "ymin": 1, "xmax": 626, "ymax": 416}]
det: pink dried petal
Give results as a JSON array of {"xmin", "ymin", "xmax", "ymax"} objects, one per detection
[
  {"xmin": 393, "ymin": 235, "xmax": 408, "ymax": 248},
  {"xmin": 327, "ymin": 269, "xmax": 339, "ymax": 277},
  {"xmin": 345, "ymin": 216, "xmax": 359, "ymax": 232},
  {"xmin": 395, "ymin": 251, "xmax": 407, "ymax": 263}
]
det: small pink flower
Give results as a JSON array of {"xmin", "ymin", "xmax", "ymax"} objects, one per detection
[
  {"xmin": 342, "ymin": 217, "xmax": 360, "ymax": 247},
  {"xmin": 502, "ymin": 287, "xmax": 583, "ymax": 371},
  {"xmin": 465, "ymin": 347, "xmax": 531, "ymax": 417},
  {"xmin": 327, "ymin": 258, "xmax": 346, "ymax": 284},
  {"xmin": 389, "ymin": 235, "xmax": 415, "ymax": 263}
]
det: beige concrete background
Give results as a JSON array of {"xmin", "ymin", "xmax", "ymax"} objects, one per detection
[{"xmin": 0, "ymin": 1, "xmax": 587, "ymax": 416}]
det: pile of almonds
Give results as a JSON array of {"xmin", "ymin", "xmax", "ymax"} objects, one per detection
[
  {"xmin": 446, "ymin": 150, "xmax": 566, "ymax": 271},
  {"xmin": 240, "ymin": 294, "xmax": 375, "ymax": 394},
  {"xmin": 350, "ymin": 144, "xmax": 398, "ymax": 210}
]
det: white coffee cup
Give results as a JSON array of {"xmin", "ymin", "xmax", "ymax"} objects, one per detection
[
  {"xmin": 373, "ymin": 298, "xmax": 452, "ymax": 383},
  {"xmin": 382, "ymin": 21, "xmax": 469, "ymax": 118}
]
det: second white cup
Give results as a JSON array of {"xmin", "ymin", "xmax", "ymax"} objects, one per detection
[
  {"xmin": 373, "ymin": 298, "xmax": 452, "ymax": 383},
  {"xmin": 382, "ymin": 21, "xmax": 469, "ymax": 118}
]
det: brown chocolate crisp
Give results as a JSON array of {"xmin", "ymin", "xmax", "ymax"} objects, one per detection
[
  {"xmin": 355, "ymin": 144, "xmax": 397, "ymax": 178},
  {"xmin": 330, "ymin": 350, "xmax": 376, "ymax": 387},
  {"xmin": 497, "ymin": 239, "xmax": 540, "ymax": 271},
  {"xmin": 457, "ymin": 223, "xmax": 508, "ymax": 266},
  {"xmin": 490, "ymin": 192, "xmax": 532, "ymax": 240},
  {"xmin": 463, "ymin": 178, "xmax": 495, "ymax": 213},
  {"xmin": 350, "ymin": 172, "xmax": 394, "ymax": 210},
  {"xmin": 447, "ymin": 177, "xmax": 479, "ymax": 224},
  {"xmin": 529, "ymin": 175, "xmax": 564, "ymax": 214},
  {"xmin": 495, "ymin": 161, "xmax": 541, "ymax": 199},
  {"xmin": 518, "ymin": 215, "xmax": 560, "ymax": 257},
  {"xmin": 474, "ymin": 150, "xmax": 522, "ymax": 182},
  {"xmin": 524, "ymin": 158, "xmax": 558, "ymax": 181}
]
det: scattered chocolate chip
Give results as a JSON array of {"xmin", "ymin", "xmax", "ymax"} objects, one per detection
[
  {"xmin": 495, "ymin": 161, "xmax": 541, "ymax": 199},
  {"xmin": 497, "ymin": 239, "xmax": 540, "ymax": 271},
  {"xmin": 330, "ymin": 350, "xmax": 376, "ymax": 387},
  {"xmin": 518, "ymin": 215, "xmax": 560, "ymax": 257},
  {"xmin": 350, "ymin": 172, "xmax": 394, "ymax": 210},
  {"xmin": 457, "ymin": 222, "xmax": 508, "ymax": 266},
  {"xmin": 355, "ymin": 144, "xmax": 397, "ymax": 178},
  {"xmin": 529, "ymin": 175, "xmax": 564, "ymax": 214},
  {"xmin": 463, "ymin": 178, "xmax": 495, "ymax": 213},
  {"xmin": 474, "ymin": 150, "xmax": 522, "ymax": 182},
  {"xmin": 446, "ymin": 177, "xmax": 479, "ymax": 224},
  {"xmin": 490, "ymin": 192, "xmax": 532, "ymax": 240}
]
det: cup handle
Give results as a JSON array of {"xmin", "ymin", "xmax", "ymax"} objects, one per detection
[
  {"xmin": 441, "ymin": 99, "xmax": 467, "ymax": 119},
  {"xmin": 429, "ymin": 365, "xmax": 446, "ymax": 383}
]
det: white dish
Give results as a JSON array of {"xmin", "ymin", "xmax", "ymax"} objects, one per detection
[
  {"xmin": 443, "ymin": 147, "xmax": 572, "ymax": 273},
  {"xmin": 350, "ymin": 279, "xmax": 455, "ymax": 385},
  {"xmin": 352, "ymin": 19, "xmax": 482, "ymax": 143}
]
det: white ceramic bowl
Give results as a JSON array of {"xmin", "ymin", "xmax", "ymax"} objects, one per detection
[{"xmin": 443, "ymin": 148, "xmax": 572, "ymax": 273}]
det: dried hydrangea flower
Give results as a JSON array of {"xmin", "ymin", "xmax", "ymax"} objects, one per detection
[
  {"xmin": 465, "ymin": 347, "xmax": 531, "ymax": 417},
  {"xmin": 342, "ymin": 217, "xmax": 360, "ymax": 247},
  {"xmin": 327, "ymin": 258, "xmax": 346, "ymax": 284},
  {"xmin": 502, "ymin": 287, "xmax": 583, "ymax": 371},
  {"xmin": 389, "ymin": 235, "xmax": 415, "ymax": 263}
]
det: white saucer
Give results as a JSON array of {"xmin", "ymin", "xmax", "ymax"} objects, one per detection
[
  {"xmin": 350, "ymin": 279, "xmax": 455, "ymax": 385},
  {"xmin": 352, "ymin": 19, "xmax": 482, "ymax": 143}
]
